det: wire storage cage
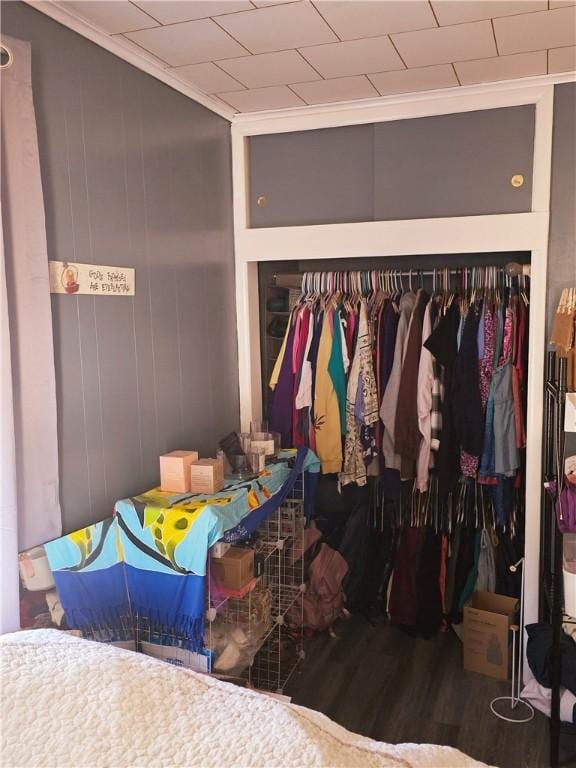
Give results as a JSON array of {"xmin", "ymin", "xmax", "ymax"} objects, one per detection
[{"xmin": 205, "ymin": 472, "xmax": 306, "ymax": 693}]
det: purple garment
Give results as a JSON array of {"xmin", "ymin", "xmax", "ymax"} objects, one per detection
[
  {"xmin": 380, "ymin": 301, "xmax": 399, "ymax": 395},
  {"xmin": 546, "ymin": 479, "xmax": 576, "ymax": 533},
  {"xmin": 270, "ymin": 321, "xmax": 296, "ymax": 448}
]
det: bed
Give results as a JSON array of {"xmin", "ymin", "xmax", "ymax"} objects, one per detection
[{"xmin": 1, "ymin": 630, "xmax": 493, "ymax": 768}]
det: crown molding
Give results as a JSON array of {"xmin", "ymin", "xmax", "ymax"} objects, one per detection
[
  {"xmin": 232, "ymin": 70, "xmax": 576, "ymax": 131},
  {"xmin": 24, "ymin": 0, "xmax": 236, "ymax": 121}
]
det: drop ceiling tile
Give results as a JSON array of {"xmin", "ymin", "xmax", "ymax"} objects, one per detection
[
  {"xmin": 369, "ymin": 64, "xmax": 458, "ymax": 96},
  {"xmin": 218, "ymin": 50, "xmax": 320, "ymax": 88},
  {"xmin": 549, "ymin": 1, "xmax": 576, "ymax": 7},
  {"xmin": 291, "ymin": 75, "xmax": 379, "ymax": 104},
  {"xmin": 61, "ymin": 1, "xmax": 159, "ymax": 34},
  {"xmin": 251, "ymin": 0, "xmax": 297, "ymax": 5},
  {"xmin": 299, "ymin": 36, "xmax": 404, "ymax": 78},
  {"xmin": 431, "ymin": 1, "xmax": 547, "ymax": 27},
  {"xmin": 548, "ymin": 45, "xmax": 576, "ymax": 73},
  {"xmin": 114, "ymin": 35, "xmax": 171, "ymax": 67},
  {"xmin": 312, "ymin": 1, "xmax": 436, "ymax": 41},
  {"xmin": 217, "ymin": 85, "xmax": 305, "ymax": 111},
  {"xmin": 455, "ymin": 50, "xmax": 547, "ymax": 85},
  {"xmin": 216, "ymin": 2, "xmax": 337, "ymax": 54},
  {"xmin": 392, "ymin": 20, "xmax": 496, "ymax": 68},
  {"xmin": 171, "ymin": 62, "xmax": 245, "ymax": 93},
  {"xmin": 134, "ymin": 1, "xmax": 254, "ymax": 24},
  {"xmin": 494, "ymin": 6, "xmax": 576, "ymax": 55},
  {"xmin": 125, "ymin": 18, "xmax": 249, "ymax": 66}
]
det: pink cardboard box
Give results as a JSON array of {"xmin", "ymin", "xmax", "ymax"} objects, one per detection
[{"xmin": 160, "ymin": 450, "xmax": 199, "ymax": 493}]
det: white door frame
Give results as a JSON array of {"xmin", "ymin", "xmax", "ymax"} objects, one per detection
[{"xmin": 231, "ymin": 78, "xmax": 555, "ymax": 636}]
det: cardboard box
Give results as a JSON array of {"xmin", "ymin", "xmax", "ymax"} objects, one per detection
[
  {"xmin": 190, "ymin": 458, "xmax": 224, "ymax": 494},
  {"xmin": 160, "ymin": 450, "xmax": 199, "ymax": 493},
  {"xmin": 463, "ymin": 591, "xmax": 519, "ymax": 680},
  {"xmin": 211, "ymin": 547, "xmax": 254, "ymax": 590}
]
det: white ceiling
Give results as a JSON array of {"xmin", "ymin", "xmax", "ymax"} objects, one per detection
[{"xmin": 51, "ymin": 0, "xmax": 576, "ymax": 113}]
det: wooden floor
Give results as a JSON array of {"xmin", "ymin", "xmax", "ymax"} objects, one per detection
[{"xmin": 285, "ymin": 614, "xmax": 576, "ymax": 768}]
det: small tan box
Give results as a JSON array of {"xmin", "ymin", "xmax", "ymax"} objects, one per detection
[
  {"xmin": 463, "ymin": 591, "xmax": 519, "ymax": 681},
  {"xmin": 190, "ymin": 458, "xmax": 225, "ymax": 494},
  {"xmin": 211, "ymin": 547, "xmax": 254, "ymax": 590},
  {"xmin": 160, "ymin": 450, "xmax": 199, "ymax": 493}
]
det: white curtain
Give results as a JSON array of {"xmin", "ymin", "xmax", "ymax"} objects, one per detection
[{"xmin": 0, "ymin": 36, "xmax": 61, "ymax": 633}]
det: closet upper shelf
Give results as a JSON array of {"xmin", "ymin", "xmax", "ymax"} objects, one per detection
[{"xmin": 248, "ymin": 105, "xmax": 535, "ymax": 229}]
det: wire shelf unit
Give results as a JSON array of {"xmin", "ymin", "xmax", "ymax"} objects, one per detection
[{"xmin": 206, "ymin": 476, "xmax": 306, "ymax": 693}]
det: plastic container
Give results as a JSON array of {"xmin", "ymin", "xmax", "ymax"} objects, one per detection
[
  {"xmin": 250, "ymin": 431, "xmax": 281, "ymax": 457},
  {"xmin": 18, "ymin": 546, "xmax": 55, "ymax": 591}
]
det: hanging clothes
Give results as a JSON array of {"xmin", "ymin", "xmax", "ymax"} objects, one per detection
[
  {"xmin": 269, "ymin": 315, "xmax": 296, "ymax": 448},
  {"xmin": 395, "ymin": 289, "xmax": 429, "ymax": 479},
  {"xmin": 380, "ymin": 291, "xmax": 416, "ymax": 472},
  {"xmin": 416, "ymin": 297, "xmax": 436, "ymax": 492},
  {"xmin": 423, "ymin": 299, "xmax": 461, "ymax": 494},
  {"xmin": 268, "ymin": 267, "xmax": 530, "ymax": 639},
  {"xmin": 341, "ymin": 300, "xmax": 379, "ymax": 487},
  {"xmin": 328, "ymin": 308, "xmax": 347, "ymax": 435},
  {"xmin": 453, "ymin": 300, "xmax": 484, "ymax": 476},
  {"xmin": 314, "ymin": 311, "xmax": 343, "ymax": 474}
]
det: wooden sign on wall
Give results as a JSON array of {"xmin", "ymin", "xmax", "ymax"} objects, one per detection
[{"xmin": 48, "ymin": 261, "xmax": 135, "ymax": 296}]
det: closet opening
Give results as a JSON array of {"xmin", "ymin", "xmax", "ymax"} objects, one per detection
[{"xmin": 258, "ymin": 251, "xmax": 543, "ymax": 765}]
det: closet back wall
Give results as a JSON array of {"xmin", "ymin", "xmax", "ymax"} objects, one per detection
[{"xmin": 2, "ymin": 2, "xmax": 239, "ymax": 534}]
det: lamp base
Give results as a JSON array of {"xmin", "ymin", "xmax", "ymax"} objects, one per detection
[{"xmin": 490, "ymin": 696, "xmax": 535, "ymax": 723}]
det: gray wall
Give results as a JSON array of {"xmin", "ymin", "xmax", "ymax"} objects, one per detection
[
  {"xmin": 2, "ymin": 2, "xmax": 239, "ymax": 534},
  {"xmin": 548, "ymin": 83, "xmax": 576, "ymax": 336}
]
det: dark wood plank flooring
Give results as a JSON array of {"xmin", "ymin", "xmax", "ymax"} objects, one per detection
[{"xmin": 285, "ymin": 614, "xmax": 576, "ymax": 768}]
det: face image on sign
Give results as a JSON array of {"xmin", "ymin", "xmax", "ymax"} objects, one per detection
[{"xmin": 61, "ymin": 265, "xmax": 80, "ymax": 294}]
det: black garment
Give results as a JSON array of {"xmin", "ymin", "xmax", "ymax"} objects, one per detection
[
  {"xmin": 312, "ymin": 473, "xmax": 350, "ymax": 550},
  {"xmin": 453, "ymin": 301, "xmax": 484, "ymax": 457},
  {"xmin": 414, "ymin": 527, "xmax": 443, "ymax": 638},
  {"xmin": 526, "ymin": 623, "xmax": 576, "ymax": 696},
  {"xmin": 358, "ymin": 494, "xmax": 399, "ymax": 615},
  {"xmin": 312, "ymin": 474, "xmax": 373, "ymax": 610},
  {"xmin": 424, "ymin": 300, "xmax": 461, "ymax": 494},
  {"xmin": 448, "ymin": 526, "xmax": 476, "ymax": 623},
  {"xmin": 494, "ymin": 529, "xmax": 523, "ymax": 597},
  {"xmin": 338, "ymin": 490, "xmax": 370, "ymax": 609},
  {"xmin": 308, "ymin": 311, "xmax": 323, "ymax": 426}
]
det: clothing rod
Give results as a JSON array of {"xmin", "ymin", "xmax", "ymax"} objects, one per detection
[{"xmin": 301, "ymin": 268, "xmax": 516, "ymax": 277}]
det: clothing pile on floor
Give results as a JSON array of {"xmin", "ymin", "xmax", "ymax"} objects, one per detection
[{"xmin": 523, "ymin": 619, "xmax": 576, "ymax": 723}]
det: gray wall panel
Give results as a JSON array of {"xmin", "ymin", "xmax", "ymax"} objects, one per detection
[
  {"xmin": 548, "ymin": 83, "xmax": 576, "ymax": 336},
  {"xmin": 250, "ymin": 124, "xmax": 374, "ymax": 227},
  {"xmin": 3, "ymin": 2, "xmax": 239, "ymax": 534},
  {"xmin": 374, "ymin": 106, "xmax": 534, "ymax": 220}
]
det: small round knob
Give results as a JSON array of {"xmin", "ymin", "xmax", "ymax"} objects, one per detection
[
  {"xmin": 256, "ymin": 195, "xmax": 267, "ymax": 208},
  {"xmin": 511, "ymin": 174, "xmax": 524, "ymax": 188}
]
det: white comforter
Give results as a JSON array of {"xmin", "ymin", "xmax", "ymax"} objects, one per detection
[{"xmin": 0, "ymin": 630, "xmax": 492, "ymax": 768}]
